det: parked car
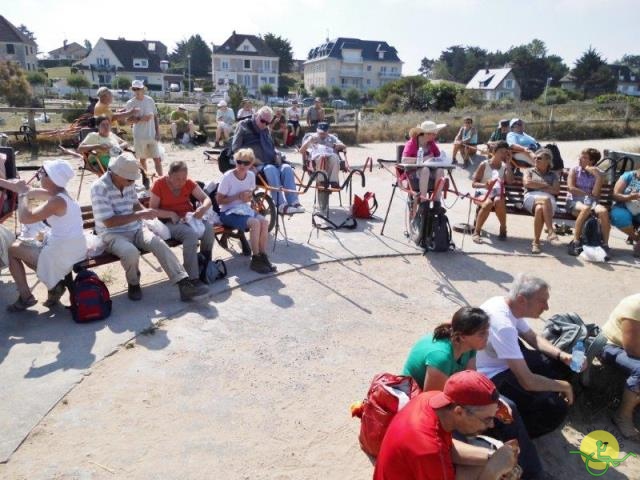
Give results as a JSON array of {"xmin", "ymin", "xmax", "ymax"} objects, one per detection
[
  {"xmin": 331, "ymin": 99, "xmax": 348, "ymax": 109},
  {"xmin": 302, "ymin": 97, "xmax": 315, "ymax": 107}
]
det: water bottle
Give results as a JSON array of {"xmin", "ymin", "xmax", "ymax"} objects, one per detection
[
  {"xmin": 570, "ymin": 340, "xmax": 585, "ymax": 372},
  {"xmin": 417, "ymin": 147, "xmax": 424, "ymax": 165}
]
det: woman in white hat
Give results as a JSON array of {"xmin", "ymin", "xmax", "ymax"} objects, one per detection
[
  {"xmin": 6, "ymin": 159, "xmax": 87, "ymax": 312},
  {"xmin": 215, "ymin": 100, "xmax": 236, "ymax": 147},
  {"xmin": 401, "ymin": 120, "xmax": 447, "ymax": 202}
]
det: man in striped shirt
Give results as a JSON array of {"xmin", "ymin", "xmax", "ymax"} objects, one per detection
[{"xmin": 90, "ymin": 153, "xmax": 208, "ymax": 302}]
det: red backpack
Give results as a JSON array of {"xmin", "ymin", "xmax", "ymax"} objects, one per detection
[
  {"xmin": 351, "ymin": 192, "xmax": 378, "ymax": 219},
  {"xmin": 70, "ymin": 270, "xmax": 112, "ymax": 323},
  {"xmin": 351, "ymin": 373, "xmax": 420, "ymax": 457}
]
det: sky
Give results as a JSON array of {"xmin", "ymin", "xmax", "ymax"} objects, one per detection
[{"xmin": 4, "ymin": 0, "xmax": 639, "ymax": 75}]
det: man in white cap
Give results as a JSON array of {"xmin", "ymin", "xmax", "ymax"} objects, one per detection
[
  {"xmin": 5, "ymin": 159, "xmax": 86, "ymax": 312},
  {"xmin": 170, "ymin": 105, "xmax": 195, "ymax": 143},
  {"xmin": 299, "ymin": 122, "xmax": 346, "ymax": 216},
  {"xmin": 90, "ymin": 153, "xmax": 208, "ymax": 302},
  {"xmin": 215, "ymin": 100, "xmax": 235, "ymax": 147},
  {"xmin": 125, "ymin": 80, "xmax": 163, "ymax": 176},
  {"xmin": 506, "ymin": 119, "xmax": 540, "ymax": 166}
]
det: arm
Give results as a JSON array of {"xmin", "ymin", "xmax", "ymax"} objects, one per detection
[
  {"xmin": 566, "ymin": 167, "xmax": 581, "ymax": 195},
  {"xmin": 620, "ymin": 319, "xmax": 640, "ymax": 358},
  {"xmin": 548, "ymin": 175, "xmax": 560, "ymax": 195},
  {"xmin": 299, "ymin": 136, "xmax": 315, "ymax": 156},
  {"xmin": 191, "ymin": 184, "xmax": 213, "ymax": 219},
  {"xmin": 422, "ymin": 366, "xmax": 449, "ymax": 392},
  {"xmin": 613, "ymin": 175, "xmax": 640, "ymax": 202},
  {"xmin": 506, "ymin": 357, "xmax": 573, "ymax": 403},
  {"xmin": 503, "ymin": 163, "xmax": 515, "ymax": 185},
  {"xmin": 451, "ymin": 440, "xmax": 493, "ymax": 466},
  {"xmin": 216, "ymin": 189, "xmax": 252, "ymax": 205},
  {"xmin": 148, "ymin": 192, "xmax": 179, "ymax": 223},
  {"xmin": 520, "ymin": 329, "xmax": 571, "ymax": 365},
  {"xmin": 18, "ymin": 195, "xmax": 66, "ymax": 224},
  {"xmin": 471, "ymin": 163, "xmax": 488, "ymax": 188},
  {"xmin": 591, "ymin": 168, "xmax": 603, "ymax": 198}
]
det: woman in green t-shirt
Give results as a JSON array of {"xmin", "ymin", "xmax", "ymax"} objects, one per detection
[{"xmin": 402, "ymin": 307, "xmax": 489, "ymax": 391}]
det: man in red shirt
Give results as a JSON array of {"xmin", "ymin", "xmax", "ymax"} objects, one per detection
[{"xmin": 374, "ymin": 370, "xmax": 518, "ymax": 480}]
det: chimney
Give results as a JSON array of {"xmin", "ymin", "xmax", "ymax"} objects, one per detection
[
  {"xmin": 160, "ymin": 60, "xmax": 169, "ymax": 72},
  {"xmin": 63, "ymin": 39, "xmax": 68, "ymax": 50}
]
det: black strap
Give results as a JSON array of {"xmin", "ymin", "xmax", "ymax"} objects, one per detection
[{"xmin": 312, "ymin": 212, "xmax": 357, "ymax": 230}]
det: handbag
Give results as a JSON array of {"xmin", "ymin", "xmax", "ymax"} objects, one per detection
[{"xmin": 351, "ymin": 192, "xmax": 378, "ymax": 219}]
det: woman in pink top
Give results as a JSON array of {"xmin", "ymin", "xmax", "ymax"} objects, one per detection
[{"xmin": 401, "ymin": 120, "xmax": 447, "ymax": 202}]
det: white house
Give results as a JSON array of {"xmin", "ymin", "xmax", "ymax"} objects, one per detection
[
  {"xmin": 212, "ymin": 32, "xmax": 280, "ymax": 97},
  {"xmin": 465, "ymin": 67, "xmax": 521, "ymax": 102},
  {"xmin": 48, "ymin": 41, "xmax": 88, "ymax": 61},
  {"xmin": 0, "ymin": 15, "xmax": 38, "ymax": 71},
  {"xmin": 74, "ymin": 38, "xmax": 182, "ymax": 94}
]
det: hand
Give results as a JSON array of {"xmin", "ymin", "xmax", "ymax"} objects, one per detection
[
  {"xmin": 193, "ymin": 206, "xmax": 207, "ymax": 219},
  {"xmin": 487, "ymin": 443, "xmax": 518, "ymax": 477},
  {"xmin": 559, "ymin": 381, "xmax": 574, "ymax": 405},
  {"xmin": 137, "ymin": 208, "xmax": 157, "ymax": 221},
  {"xmin": 13, "ymin": 179, "xmax": 29, "ymax": 194},
  {"xmin": 239, "ymin": 191, "xmax": 253, "ymax": 202},
  {"xmin": 168, "ymin": 211, "xmax": 180, "ymax": 224}
]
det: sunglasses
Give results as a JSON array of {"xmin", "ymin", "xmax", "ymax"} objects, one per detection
[
  {"xmin": 235, "ymin": 159, "xmax": 252, "ymax": 166},
  {"xmin": 258, "ymin": 117, "xmax": 271, "ymax": 125},
  {"xmin": 132, "ymin": 87, "xmax": 142, "ymax": 91},
  {"xmin": 36, "ymin": 168, "xmax": 46, "ymax": 180}
]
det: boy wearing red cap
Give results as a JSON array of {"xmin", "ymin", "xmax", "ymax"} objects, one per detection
[{"xmin": 374, "ymin": 370, "xmax": 518, "ymax": 480}]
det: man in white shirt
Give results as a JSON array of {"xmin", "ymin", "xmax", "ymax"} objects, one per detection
[
  {"xmin": 476, "ymin": 274, "xmax": 574, "ymax": 438},
  {"xmin": 125, "ymin": 80, "xmax": 163, "ymax": 176}
]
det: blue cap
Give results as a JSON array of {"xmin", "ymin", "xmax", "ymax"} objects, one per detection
[{"xmin": 317, "ymin": 122, "xmax": 329, "ymax": 132}]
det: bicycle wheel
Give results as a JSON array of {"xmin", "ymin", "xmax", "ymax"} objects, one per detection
[{"xmin": 252, "ymin": 191, "xmax": 276, "ymax": 232}]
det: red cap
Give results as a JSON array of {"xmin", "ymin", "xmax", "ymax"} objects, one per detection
[{"xmin": 429, "ymin": 370, "xmax": 498, "ymax": 409}]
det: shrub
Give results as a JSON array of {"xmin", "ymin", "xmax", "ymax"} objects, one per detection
[{"xmin": 61, "ymin": 102, "xmax": 87, "ymax": 123}]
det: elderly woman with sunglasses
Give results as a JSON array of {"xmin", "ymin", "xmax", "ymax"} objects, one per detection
[
  {"xmin": 4, "ymin": 160, "xmax": 86, "ymax": 312},
  {"xmin": 522, "ymin": 148, "xmax": 560, "ymax": 254},
  {"xmin": 216, "ymin": 148, "xmax": 275, "ymax": 275}
]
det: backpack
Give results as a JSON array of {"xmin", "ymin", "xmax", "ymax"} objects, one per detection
[
  {"xmin": 411, "ymin": 203, "xmax": 454, "ymax": 252},
  {"xmin": 198, "ymin": 254, "xmax": 228, "ymax": 284},
  {"xmin": 581, "ymin": 213, "xmax": 603, "ymax": 247},
  {"xmin": 544, "ymin": 143, "xmax": 565, "ymax": 171},
  {"xmin": 430, "ymin": 207, "xmax": 454, "ymax": 252},
  {"xmin": 191, "ymin": 131, "xmax": 207, "ymax": 145},
  {"xmin": 352, "ymin": 192, "xmax": 378, "ymax": 219},
  {"xmin": 195, "ymin": 181, "xmax": 221, "ymax": 214},
  {"xmin": 542, "ymin": 312, "xmax": 608, "ymax": 386},
  {"xmin": 351, "ymin": 373, "xmax": 420, "ymax": 457},
  {"xmin": 218, "ymin": 147, "xmax": 235, "ymax": 173},
  {"xmin": 69, "ymin": 270, "xmax": 112, "ymax": 323}
]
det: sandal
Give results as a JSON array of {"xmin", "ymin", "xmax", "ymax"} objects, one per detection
[
  {"xmin": 531, "ymin": 242, "xmax": 541, "ymax": 254},
  {"xmin": 547, "ymin": 232, "xmax": 559, "ymax": 243},
  {"xmin": 7, "ymin": 295, "xmax": 37, "ymax": 313},
  {"xmin": 498, "ymin": 227, "xmax": 507, "ymax": 241},
  {"xmin": 472, "ymin": 233, "xmax": 482, "ymax": 244}
]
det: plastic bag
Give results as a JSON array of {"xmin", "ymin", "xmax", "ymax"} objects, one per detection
[
  {"xmin": 202, "ymin": 208, "xmax": 220, "ymax": 226},
  {"xmin": 579, "ymin": 245, "xmax": 608, "ymax": 263},
  {"xmin": 84, "ymin": 232, "xmax": 106, "ymax": 258},
  {"xmin": 144, "ymin": 218, "xmax": 171, "ymax": 240},
  {"xmin": 158, "ymin": 145, "xmax": 167, "ymax": 163},
  {"xmin": 184, "ymin": 212, "xmax": 205, "ymax": 237}
]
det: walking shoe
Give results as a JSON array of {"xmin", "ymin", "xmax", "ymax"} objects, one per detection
[
  {"xmin": 128, "ymin": 284, "xmax": 143, "ymax": 301},
  {"xmin": 250, "ymin": 255, "xmax": 273, "ymax": 274},
  {"xmin": 7, "ymin": 295, "xmax": 37, "ymax": 313},
  {"xmin": 44, "ymin": 280, "xmax": 66, "ymax": 308},
  {"xmin": 498, "ymin": 226, "xmax": 507, "ymax": 241},
  {"xmin": 613, "ymin": 413, "xmax": 640, "ymax": 441},
  {"xmin": 178, "ymin": 278, "xmax": 209, "ymax": 301},
  {"xmin": 531, "ymin": 242, "xmax": 542, "ymax": 254},
  {"xmin": 567, "ymin": 240, "xmax": 581, "ymax": 256},
  {"xmin": 259, "ymin": 253, "xmax": 277, "ymax": 272}
]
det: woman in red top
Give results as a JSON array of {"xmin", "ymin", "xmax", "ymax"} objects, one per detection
[{"xmin": 149, "ymin": 161, "xmax": 214, "ymax": 283}]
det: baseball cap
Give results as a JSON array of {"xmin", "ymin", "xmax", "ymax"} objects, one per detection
[
  {"xmin": 429, "ymin": 370, "xmax": 499, "ymax": 409},
  {"xmin": 509, "ymin": 118, "xmax": 522, "ymax": 128},
  {"xmin": 316, "ymin": 122, "xmax": 329, "ymax": 132}
]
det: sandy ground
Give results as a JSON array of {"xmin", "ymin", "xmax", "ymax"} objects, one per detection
[{"xmin": 1, "ymin": 137, "xmax": 640, "ymax": 479}]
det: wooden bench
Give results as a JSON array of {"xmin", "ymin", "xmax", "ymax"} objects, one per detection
[{"xmin": 72, "ymin": 203, "xmax": 250, "ymax": 273}]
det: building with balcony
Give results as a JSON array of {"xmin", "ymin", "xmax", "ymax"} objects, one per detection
[
  {"xmin": 304, "ymin": 37, "xmax": 402, "ymax": 93},
  {"xmin": 74, "ymin": 38, "xmax": 180, "ymax": 93},
  {"xmin": 0, "ymin": 15, "xmax": 38, "ymax": 71},
  {"xmin": 465, "ymin": 67, "xmax": 521, "ymax": 102},
  {"xmin": 212, "ymin": 32, "xmax": 279, "ymax": 97}
]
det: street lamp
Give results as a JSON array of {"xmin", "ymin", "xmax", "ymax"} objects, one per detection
[
  {"xmin": 543, "ymin": 76, "xmax": 553, "ymax": 104},
  {"xmin": 187, "ymin": 54, "xmax": 191, "ymax": 95}
]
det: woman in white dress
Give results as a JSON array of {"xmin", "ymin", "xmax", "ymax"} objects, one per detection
[{"xmin": 6, "ymin": 159, "xmax": 86, "ymax": 312}]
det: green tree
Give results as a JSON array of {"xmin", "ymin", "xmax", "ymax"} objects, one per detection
[
  {"xmin": 0, "ymin": 61, "xmax": 33, "ymax": 106},
  {"xmin": 375, "ymin": 76, "xmax": 428, "ymax": 103},
  {"xmin": 527, "ymin": 38, "xmax": 547, "ymax": 58},
  {"xmin": 572, "ymin": 47, "xmax": 616, "ymax": 99},
  {"xmin": 262, "ymin": 33, "xmax": 293, "ymax": 74},
  {"xmin": 83, "ymin": 39, "xmax": 92, "ymax": 53},
  {"xmin": 314, "ymin": 86, "xmax": 329, "ymax": 101},
  {"xmin": 330, "ymin": 86, "xmax": 342, "ymax": 99},
  {"xmin": 618, "ymin": 54, "xmax": 640, "ymax": 69},
  {"xmin": 228, "ymin": 83, "xmax": 248, "ymax": 112},
  {"xmin": 418, "ymin": 57, "xmax": 434, "ymax": 78},
  {"xmin": 260, "ymin": 83, "xmax": 274, "ymax": 101},
  {"xmin": 422, "ymin": 82, "xmax": 463, "ymax": 111},
  {"xmin": 278, "ymin": 75, "xmax": 296, "ymax": 98},
  {"xmin": 345, "ymin": 88, "xmax": 361, "ymax": 107},
  {"xmin": 431, "ymin": 61, "xmax": 453, "ymax": 80},
  {"xmin": 26, "ymin": 71, "xmax": 47, "ymax": 86},
  {"xmin": 17, "ymin": 24, "xmax": 36, "ymax": 43},
  {"xmin": 112, "ymin": 76, "xmax": 132, "ymax": 90},
  {"xmin": 67, "ymin": 74, "xmax": 91, "ymax": 93},
  {"xmin": 170, "ymin": 35, "xmax": 212, "ymax": 77}
]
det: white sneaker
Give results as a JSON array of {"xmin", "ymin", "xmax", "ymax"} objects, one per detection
[
  {"xmin": 289, "ymin": 205, "xmax": 305, "ymax": 214},
  {"xmin": 278, "ymin": 204, "xmax": 306, "ymax": 215}
]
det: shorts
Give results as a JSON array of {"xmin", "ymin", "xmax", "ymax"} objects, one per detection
[
  {"xmin": 133, "ymin": 138, "xmax": 160, "ymax": 159},
  {"xmin": 523, "ymin": 191, "xmax": 556, "ymax": 214},
  {"xmin": 220, "ymin": 210, "xmax": 259, "ymax": 230},
  {"xmin": 288, "ymin": 120, "xmax": 300, "ymax": 129},
  {"xmin": 610, "ymin": 205, "xmax": 640, "ymax": 229}
]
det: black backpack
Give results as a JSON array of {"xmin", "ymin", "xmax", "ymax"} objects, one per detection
[
  {"xmin": 542, "ymin": 312, "xmax": 608, "ymax": 386},
  {"xmin": 581, "ymin": 213, "xmax": 603, "ymax": 247},
  {"xmin": 218, "ymin": 147, "xmax": 235, "ymax": 173},
  {"xmin": 411, "ymin": 203, "xmax": 454, "ymax": 252},
  {"xmin": 544, "ymin": 143, "xmax": 565, "ymax": 171},
  {"xmin": 430, "ymin": 208, "xmax": 454, "ymax": 252}
]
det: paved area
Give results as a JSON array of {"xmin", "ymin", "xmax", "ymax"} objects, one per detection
[{"xmin": 1, "ymin": 137, "xmax": 639, "ymax": 477}]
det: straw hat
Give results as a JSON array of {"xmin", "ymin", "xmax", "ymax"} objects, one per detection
[
  {"xmin": 109, "ymin": 153, "xmax": 141, "ymax": 181},
  {"xmin": 409, "ymin": 120, "xmax": 447, "ymax": 137}
]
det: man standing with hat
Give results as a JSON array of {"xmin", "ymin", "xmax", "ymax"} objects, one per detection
[
  {"xmin": 299, "ymin": 122, "xmax": 346, "ymax": 216},
  {"xmin": 374, "ymin": 370, "xmax": 519, "ymax": 480},
  {"xmin": 90, "ymin": 153, "xmax": 208, "ymax": 302},
  {"xmin": 125, "ymin": 80, "xmax": 163, "ymax": 176}
]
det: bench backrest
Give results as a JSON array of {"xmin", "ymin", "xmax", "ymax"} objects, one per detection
[{"xmin": 0, "ymin": 146, "xmax": 18, "ymax": 221}]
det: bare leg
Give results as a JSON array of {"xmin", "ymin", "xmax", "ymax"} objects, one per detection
[
  {"xmin": 152, "ymin": 157, "xmax": 163, "ymax": 176},
  {"xmin": 8, "ymin": 241, "xmax": 40, "ymax": 300},
  {"xmin": 572, "ymin": 204, "xmax": 590, "ymax": 241},
  {"xmin": 614, "ymin": 388, "xmax": 640, "ymax": 439},
  {"xmin": 259, "ymin": 218, "xmax": 269, "ymax": 252},
  {"xmin": 494, "ymin": 198, "xmax": 507, "ymax": 233},
  {"xmin": 248, "ymin": 218, "xmax": 259, "ymax": 255},
  {"xmin": 533, "ymin": 204, "xmax": 544, "ymax": 243},
  {"xmin": 596, "ymin": 205, "xmax": 611, "ymax": 244},
  {"xmin": 474, "ymin": 200, "xmax": 493, "ymax": 235}
]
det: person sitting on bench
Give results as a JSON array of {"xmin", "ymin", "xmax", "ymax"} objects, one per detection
[
  {"xmin": 215, "ymin": 101, "xmax": 235, "ymax": 147},
  {"xmin": 90, "ymin": 153, "xmax": 208, "ymax": 302},
  {"xmin": 401, "ymin": 120, "xmax": 447, "ymax": 204},
  {"xmin": 170, "ymin": 105, "xmax": 195, "ymax": 143},
  {"xmin": 149, "ymin": 160, "xmax": 215, "ymax": 284},
  {"xmin": 5, "ymin": 160, "xmax": 86, "ymax": 312},
  {"xmin": 471, "ymin": 141, "xmax": 514, "ymax": 243},
  {"xmin": 601, "ymin": 294, "xmax": 640, "ymax": 440},
  {"xmin": 451, "ymin": 117, "xmax": 478, "ymax": 168},
  {"xmin": 610, "ymin": 166, "xmax": 640, "ymax": 258},
  {"xmin": 506, "ymin": 119, "xmax": 540, "ymax": 167},
  {"xmin": 286, "ymin": 99, "xmax": 302, "ymax": 140},
  {"xmin": 236, "ymin": 98, "xmax": 254, "ymax": 121},
  {"xmin": 566, "ymin": 148, "xmax": 611, "ymax": 256}
]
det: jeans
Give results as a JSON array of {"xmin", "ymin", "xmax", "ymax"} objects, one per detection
[
  {"xmin": 490, "ymin": 340, "xmax": 571, "ymax": 439},
  {"xmin": 260, "ymin": 164, "xmax": 299, "ymax": 207},
  {"xmin": 601, "ymin": 343, "xmax": 640, "ymax": 393}
]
